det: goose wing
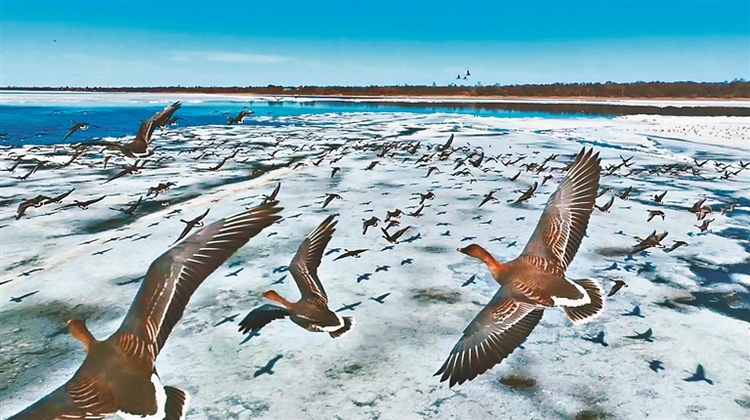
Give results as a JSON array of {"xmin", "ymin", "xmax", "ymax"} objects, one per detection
[
  {"xmin": 289, "ymin": 215, "xmax": 337, "ymax": 301},
  {"xmin": 151, "ymin": 101, "xmax": 182, "ymax": 127},
  {"xmin": 520, "ymin": 147, "xmax": 600, "ymax": 272},
  {"xmin": 114, "ymin": 202, "xmax": 282, "ymax": 357},
  {"xmin": 5, "ymin": 368, "xmax": 115, "ymax": 419},
  {"xmin": 435, "ymin": 287, "xmax": 544, "ymax": 387}
]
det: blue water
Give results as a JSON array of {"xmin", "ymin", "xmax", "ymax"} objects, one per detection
[{"xmin": 0, "ymin": 95, "xmax": 608, "ymax": 146}]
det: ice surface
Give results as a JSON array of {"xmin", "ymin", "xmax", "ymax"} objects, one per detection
[{"xmin": 1, "ymin": 110, "xmax": 749, "ymax": 419}]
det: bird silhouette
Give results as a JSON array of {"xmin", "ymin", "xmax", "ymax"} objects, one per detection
[
  {"xmin": 582, "ymin": 331, "xmax": 609, "ymax": 347},
  {"xmin": 254, "ymin": 355, "xmax": 283, "ymax": 377},
  {"xmin": 214, "ymin": 314, "xmax": 239, "ymax": 327},
  {"xmin": 9, "ymin": 290, "xmax": 40, "ymax": 303},
  {"xmin": 369, "ymin": 293, "xmax": 391, "ymax": 304},
  {"xmin": 336, "ymin": 302, "xmax": 362, "ymax": 312},
  {"xmin": 622, "ymin": 305, "xmax": 644, "ymax": 318},
  {"xmin": 625, "ymin": 328, "xmax": 654, "ymax": 342},
  {"xmin": 683, "ymin": 364, "xmax": 713, "ymax": 385},
  {"xmin": 648, "ymin": 360, "xmax": 664, "ymax": 372}
]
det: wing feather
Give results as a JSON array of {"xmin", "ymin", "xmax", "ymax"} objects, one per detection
[
  {"xmin": 520, "ymin": 147, "xmax": 601, "ymax": 271},
  {"xmin": 114, "ymin": 202, "xmax": 282, "ymax": 356},
  {"xmin": 289, "ymin": 215, "xmax": 337, "ymax": 301},
  {"xmin": 435, "ymin": 288, "xmax": 544, "ymax": 387}
]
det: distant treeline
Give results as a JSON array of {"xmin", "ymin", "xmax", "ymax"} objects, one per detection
[{"xmin": 3, "ymin": 81, "xmax": 749, "ymax": 98}]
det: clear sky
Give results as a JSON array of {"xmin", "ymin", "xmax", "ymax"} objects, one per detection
[{"xmin": 1, "ymin": 0, "xmax": 748, "ymax": 87}]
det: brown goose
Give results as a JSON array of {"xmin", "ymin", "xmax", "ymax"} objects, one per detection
[
  {"xmin": 85, "ymin": 102, "xmax": 180, "ymax": 158},
  {"xmin": 238, "ymin": 215, "xmax": 354, "ymax": 339},
  {"xmin": 435, "ymin": 147, "xmax": 604, "ymax": 387},
  {"xmin": 5, "ymin": 202, "xmax": 282, "ymax": 420}
]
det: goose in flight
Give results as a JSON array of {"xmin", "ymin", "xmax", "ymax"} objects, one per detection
[
  {"xmin": 238, "ymin": 215, "xmax": 354, "ymax": 339},
  {"xmin": 5, "ymin": 201, "xmax": 282, "ymax": 419},
  {"xmin": 435, "ymin": 148, "xmax": 604, "ymax": 387}
]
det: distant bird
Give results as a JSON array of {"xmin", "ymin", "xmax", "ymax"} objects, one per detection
[
  {"xmin": 261, "ymin": 183, "xmax": 281, "ymax": 205},
  {"xmin": 401, "ymin": 258, "xmax": 413, "ymax": 265},
  {"xmin": 617, "ymin": 186, "xmax": 632, "ymax": 200},
  {"xmin": 381, "ymin": 226, "xmax": 410, "ymax": 244},
  {"xmin": 19, "ymin": 268, "xmax": 44, "ymax": 277},
  {"xmin": 104, "ymin": 159, "xmax": 148, "ymax": 184},
  {"xmin": 322, "ymin": 193, "xmax": 342, "ymax": 209},
  {"xmin": 625, "ymin": 328, "xmax": 654, "ymax": 342},
  {"xmin": 62, "ymin": 121, "xmax": 99, "ymax": 141},
  {"xmin": 479, "ymin": 191, "xmax": 498, "ymax": 208},
  {"xmin": 238, "ymin": 215, "xmax": 354, "ymax": 339},
  {"xmin": 595, "ymin": 195, "xmax": 615, "ymax": 213},
  {"xmin": 362, "ymin": 216, "xmax": 380, "ymax": 235},
  {"xmin": 695, "ymin": 218, "xmax": 713, "ymax": 233},
  {"xmin": 86, "ymin": 102, "xmax": 180, "ymax": 158},
  {"xmin": 146, "ymin": 182, "xmax": 176, "ymax": 198},
  {"xmin": 426, "ymin": 166, "xmax": 440, "ymax": 177},
  {"xmin": 92, "ymin": 248, "xmax": 113, "ymax": 256},
  {"xmin": 597, "ymin": 187, "xmax": 612, "ymax": 198},
  {"xmin": 331, "ymin": 166, "xmax": 341, "ymax": 178},
  {"xmin": 461, "ymin": 275, "xmax": 476, "ymax": 287},
  {"xmin": 419, "ymin": 191, "xmax": 435, "ymax": 204},
  {"xmin": 16, "ymin": 162, "xmax": 44, "ymax": 181},
  {"xmin": 631, "ymin": 230, "xmax": 669, "ymax": 253},
  {"xmin": 110, "ymin": 196, "xmax": 143, "ymax": 216},
  {"xmin": 4, "ymin": 201, "xmax": 281, "ymax": 420},
  {"xmin": 173, "ymin": 208, "xmax": 211, "ymax": 245},
  {"xmin": 214, "ymin": 314, "xmax": 240, "ymax": 327},
  {"xmin": 364, "ymin": 161, "xmax": 380, "ymax": 170},
  {"xmin": 332, "ymin": 248, "xmax": 368, "ymax": 261},
  {"xmin": 439, "ymin": 134, "xmax": 454, "ymax": 151},
  {"xmin": 648, "ymin": 360, "xmax": 664, "ymax": 372},
  {"xmin": 10, "ymin": 290, "xmax": 39, "ymax": 303},
  {"xmin": 60, "ymin": 195, "xmax": 107, "ymax": 210},
  {"xmin": 664, "ymin": 240, "xmax": 688, "ymax": 253},
  {"xmin": 653, "ymin": 191, "xmax": 667, "ymax": 204},
  {"xmin": 254, "ymin": 355, "xmax": 283, "ymax": 377},
  {"xmin": 336, "ymin": 302, "xmax": 362, "ymax": 312},
  {"xmin": 370, "ymin": 293, "xmax": 391, "ymax": 304},
  {"xmin": 582, "ymin": 331, "xmax": 609, "ymax": 347},
  {"xmin": 513, "ymin": 182, "xmax": 538, "ymax": 204},
  {"xmin": 43, "ymin": 188, "xmax": 75, "ymax": 205},
  {"xmin": 357, "ymin": 273, "xmax": 371, "ymax": 283},
  {"xmin": 607, "ymin": 280, "xmax": 628, "ymax": 297},
  {"xmin": 508, "ymin": 171, "xmax": 521, "ymax": 181},
  {"xmin": 409, "ymin": 204, "xmax": 424, "ymax": 218},
  {"xmin": 228, "ymin": 109, "xmax": 254, "ymax": 125},
  {"xmin": 15, "ymin": 195, "xmax": 50, "ymax": 220},
  {"xmin": 225, "ymin": 268, "xmax": 244, "ymax": 277},
  {"xmin": 646, "ymin": 210, "xmax": 665, "ymax": 222},
  {"xmin": 375, "ymin": 265, "xmax": 390, "ymax": 273},
  {"xmin": 683, "ymin": 364, "xmax": 713, "ymax": 385}
]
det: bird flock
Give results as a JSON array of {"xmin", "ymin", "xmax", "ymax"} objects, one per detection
[{"xmin": 1, "ymin": 102, "xmax": 746, "ymax": 419}]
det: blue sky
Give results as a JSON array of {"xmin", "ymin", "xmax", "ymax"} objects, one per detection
[{"xmin": 2, "ymin": 0, "xmax": 748, "ymax": 86}]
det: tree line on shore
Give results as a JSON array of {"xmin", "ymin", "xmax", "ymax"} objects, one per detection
[{"xmin": 3, "ymin": 81, "xmax": 748, "ymax": 98}]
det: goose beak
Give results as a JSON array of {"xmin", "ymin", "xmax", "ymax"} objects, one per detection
[{"xmin": 457, "ymin": 247, "xmax": 463, "ymax": 253}]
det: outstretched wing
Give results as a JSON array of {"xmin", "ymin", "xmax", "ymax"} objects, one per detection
[
  {"xmin": 5, "ymin": 370, "xmax": 115, "ymax": 420},
  {"xmin": 435, "ymin": 288, "xmax": 544, "ymax": 387},
  {"xmin": 151, "ymin": 101, "xmax": 182, "ymax": 127},
  {"xmin": 114, "ymin": 202, "xmax": 282, "ymax": 357},
  {"xmin": 289, "ymin": 215, "xmax": 337, "ymax": 301},
  {"xmin": 520, "ymin": 148, "xmax": 601, "ymax": 272},
  {"xmin": 238, "ymin": 304, "xmax": 290, "ymax": 335}
]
